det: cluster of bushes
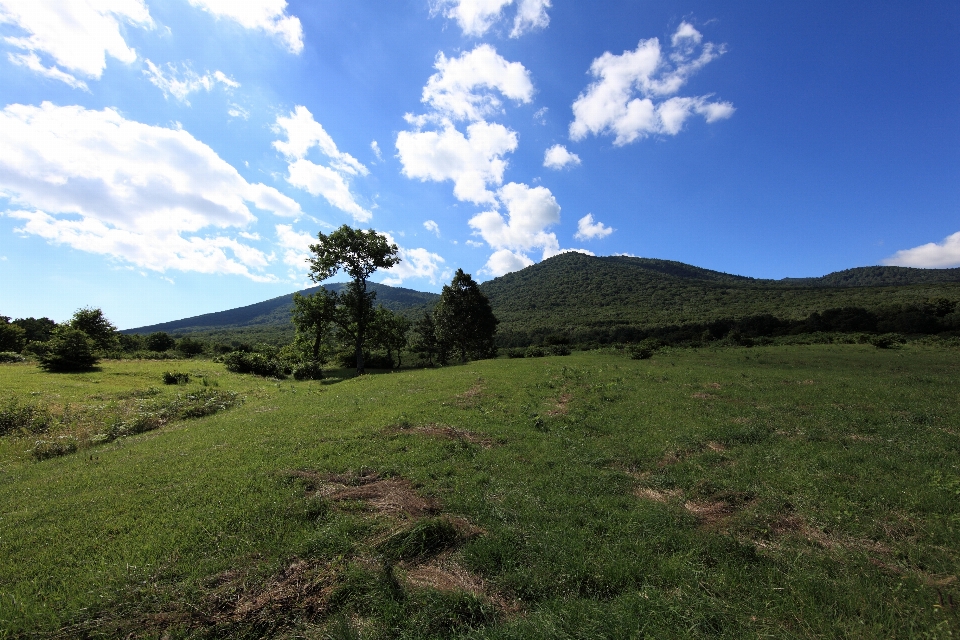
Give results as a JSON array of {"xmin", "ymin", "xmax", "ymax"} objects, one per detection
[{"xmin": 505, "ymin": 344, "xmax": 572, "ymax": 358}]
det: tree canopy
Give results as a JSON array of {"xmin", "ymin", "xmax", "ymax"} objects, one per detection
[
  {"xmin": 306, "ymin": 226, "xmax": 400, "ymax": 374},
  {"xmin": 435, "ymin": 269, "xmax": 499, "ymax": 362}
]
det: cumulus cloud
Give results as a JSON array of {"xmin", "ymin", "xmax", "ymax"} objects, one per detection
[
  {"xmin": 424, "ymin": 220, "xmax": 441, "ymax": 236},
  {"xmin": 0, "ymin": 102, "xmax": 301, "ymax": 280},
  {"xmin": 143, "ymin": 61, "xmax": 239, "ymax": 103},
  {"xmin": 469, "ymin": 182, "xmax": 561, "ymax": 258},
  {"xmin": 273, "ymin": 106, "xmax": 371, "ymax": 222},
  {"xmin": 418, "ymin": 44, "xmax": 534, "ymax": 122},
  {"xmin": 574, "ymin": 213, "xmax": 613, "ymax": 240},
  {"xmin": 543, "ymin": 144, "xmax": 580, "ymax": 169},
  {"xmin": 378, "ymin": 233, "xmax": 446, "ymax": 286},
  {"xmin": 433, "ymin": 0, "xmax": 551, "ymax": 37},
  {"xmin": 0, "ymin": 0, "xmax": 153, "ymax": 85},
  {"xmin": 396, "ymin": 120, "xmax": 518, "ymax": 206},
  {"xmin": 884, "ymin": 232, "xmax": 960, "ymax": 269},
  {"xmin": 187, "ymin": 0, "xmax": 303, "ymax": 54},
  {"xmin": 511, "ymin": 0, "xmax": 551, "ymax": 38},
  {"xmin": 483, "ymin": 248, "xmax": 533, "ymax": 276},
  {"xmin": 570, "ymin": 22, "xmax": 734, "ymax": 145}
]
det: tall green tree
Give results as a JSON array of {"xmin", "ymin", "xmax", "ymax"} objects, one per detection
[
  {"xmin": 369, "ymin": 306, "xmax": 411, "ymax": 369},
  {"xmin": 0, "ymin": 317, "xmax": 27, "ymax": 353},
  {"xmin": 11, "ymin": 317, "xmax": 57, "ymax": 343},
  {"xmin": 306, "ymin": 226, "xmax": 400, "ymax": 374},
  {"xmin": 292, "ymin": 288, "xmax": 339, "ymax": 372},
  {"xmin": 410, "ymin": 310, "xmax": 440, "ymax": 366},
  {"xmin": 435, "ymin": 269, "xmax": 499, "ymax": 363},
  {"xmin": 69, "ymin": 308, "xmax": 117, "ymax": 351}
]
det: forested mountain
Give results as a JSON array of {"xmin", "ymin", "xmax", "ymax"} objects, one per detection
[
  {"xmin": 479, "ymin": 254, "xmax": 960, "ymax": 345},
  {"xmin": 123, "ymin": 283, "xmax": 439, "ymax": 343},
  {"xmin": 123, "ymin": 254, "xmax": 960, "ymax": 346}
]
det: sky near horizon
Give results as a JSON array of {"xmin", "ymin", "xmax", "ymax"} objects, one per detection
[{"xmin": 0, "ymin": 0, "xmax": 958, "ymax": 329}]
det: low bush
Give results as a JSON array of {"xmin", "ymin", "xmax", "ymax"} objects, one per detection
[
  {"xmin": 292, "ymin": 361, "xmax": 323, "ymax": 381},
  {"xmin": 524, "ymin": 345, "xmax": 546, "ymax": 358},
  {"xmin": 162, "ymin": 371, "xmax": 190, "ymax": 385},
  {"xmin": 549, "ymin": 345, "xmax": 572, "ymax": 356},
  {"xmin": 0, "ymin": 352, "xmax": 25, "ymax": 363},
  {"xmin": 871, "ymin": 333, "xmax": 906, "ymax": 349},
  {"xmin": 506, "ymin": 347, "xmax": 526, "ymax": 359},
  {"xmin": 0, "ymin": 399, "xmax": 51, "ymax": 436},
  {"xmin": 629, "ymin": 338, "xmax": 662, "ymax": 360},
  {"xmin": 222, "ymin": 351, "xmax": 288, "ymax": 378},
  {"xmin": 37, "ymin": 328, "xmax": 99, "ymax": 372}
]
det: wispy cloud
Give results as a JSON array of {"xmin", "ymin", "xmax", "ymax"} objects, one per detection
[
  {"xmin": 186, "ymin": 0, "xmax": 303, "ymax": 53},
  {"xmin": 143, "ymin": 61, "xmax": 239, "ymax": 103}
]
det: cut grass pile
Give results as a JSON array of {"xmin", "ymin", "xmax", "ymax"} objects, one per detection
[{"xmin": 0, "ymin": 346, "xmax": 958, "ymax": 638}]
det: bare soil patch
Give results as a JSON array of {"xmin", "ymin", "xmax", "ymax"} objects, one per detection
[
  {"xmin": 546, "ymin": 393, "xmax": 573, "ymax": 417},
  {"xmin": 634, "ymin": 487, "xmax": 681, "ymax": 503},
  {"xmin": 390, "ymin": 423, "xmax": 496, "ymax": 448}
]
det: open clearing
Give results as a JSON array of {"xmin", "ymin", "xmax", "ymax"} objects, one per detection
[{"xmin": 1, "ymin": 346, "xmax": 959, "ymax": 638}]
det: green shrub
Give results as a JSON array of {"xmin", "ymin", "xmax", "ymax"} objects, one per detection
[
  {"xmin": 37, "ymin": 328, "xmax": 99, "ymax": 372},
  {"xmin": 222, "ymin": 351, "xmax": 288, "ymax": 378},
  {"xmin": 0, "ymin": 352, "xmax": 25, "ymax": 363},
  {"xmin": 549, "ymin": 344, "xmax": 572, "ymax": 356},
  {"xmin": 871, "ymin": 333, "xmax": 906, "ymax": 349},
  {"xmin": 524, "ymin": 345, "xmax": 546, "ymax": 358},
  {"xmin": 145, "ymin": 332, "xmax": 176, "ymax": 352},
  {"xmin": 0, "ymin": 399, "xmax": 51, "ymax": 436},
  {"xmin": 630, "ymin": 338, "xmax": 662, "ymax": 360},
  {"xmin": 176, "ymin": 337, "xmax": 205, "ymax": 356},
  {"xmin": 31, "ymin": 436, "xmax": 79, "ymax": 461},
  {"xmin": 292, "ymin": 361, "xmax": 323, "ymax": 381},
  {"xmin": 506, "ymin": 347, "xmax": 526, "ymax": 358},
  {"xmin": 162, "ymin": 371, "xmax": 190, "ymax": 385}
]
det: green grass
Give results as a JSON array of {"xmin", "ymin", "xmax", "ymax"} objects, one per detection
[{"xmin": 0, "ymin": 346, "xmax": 958, "ymax": 638}]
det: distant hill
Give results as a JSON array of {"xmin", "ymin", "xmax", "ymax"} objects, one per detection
[
  {"xmin": 124, "ymin": 282, "xmax": 439, "ymax": 343},
  {"xmin": 124, "ymin": 255, "xmax": 960, "ymax": 346},
  {"xmin": 479, "ymin": 254, "xmax": 960, "ymax": 345}
]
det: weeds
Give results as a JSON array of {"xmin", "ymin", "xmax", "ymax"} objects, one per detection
[{"xmin": 0, "ymin": 398, "xmax": 51, "ymax": 435}]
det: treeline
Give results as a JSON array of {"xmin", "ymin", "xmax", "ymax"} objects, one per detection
[{"xmin": 498, "ymin": 298, "xmax": 960, "ymax": 350}]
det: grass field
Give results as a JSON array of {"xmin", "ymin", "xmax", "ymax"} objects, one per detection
[{"xmin": 1, "ymin": 346, "xmax": 958, "ymax": 638}]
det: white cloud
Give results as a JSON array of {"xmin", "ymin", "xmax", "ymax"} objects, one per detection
[
  {"xmin": 396, "ymin": 120, "xmax": 518, "ymax": 205},
  {"xmin": 533, "ymin": 106, "xmax": 548, "ymax": 124},
  {"xmin": 143, "ymin": 60, "xmax": 239, "ymax": 103},
  {"xmin": 883, "ymin": 232, "xmax": 960, "ymax": 269},
  {"xmin": 469, "ymin": 182, "xmax": 561, "ymax": 258},
  {"xmin": 228, "ymin": 103, "xmax": 250, "ymax": 119},
  {"xmin": 187, "ymin": 0, "xmax": 303, "ymax": 54},
  {"xmin": 433, "ymin": 0, "xmax": 511, "ymax": 37},
  {"xmin": 511, "ymin": 0, "xmax": 550, "ymax": 37},
  {"xmin": 275, "ymin": 223, "xmax": 314, "ymax": 267},
  {"xmin": 543, "ymin": 144, "xmax": 580, "ymax": 169},
  {"xmin": 7, "ymin": 51, "xmax": 88, "ymax": 89},
  {"xmin": 482, "ymin": 248, "xmax": 533, "ymax": 276},
  {"xmin": 0, "ymin": 102, "xmax": 301, "ymax": 280},
  {"xmin": 570, "ymin": 22, "xmax": 733, "ymax": 145},
  {"xmin": 273, "ymin": 106, "xmax": 371, "ymax": 222},
  {"xmin": 379, "ymin": 233, "xmax": 446, "ymax": 286},
  {"xmin": 423, "ymin": 220, "xmax": 440, "ymax": 236},
  {"xmin": 420, "ymin": 44, "xmax": 534, "ymax": 122},
  {"xmin": 273, "ymin": 106, "xmax": 367, "ymax": 175},
  {"xmin": 432, "ymin": 0, "xmax": 551, "ymax": 37},
  {"xmin": 574, "ymin": 213, "xmax": 613, "ymax": 240},
  {"xmin": 370, "ymin": 140, "xmax": 383, "ymax": 162},
  {"xmin": 0, "ymin": 0, "xmax": 153, "ymax": 83}
]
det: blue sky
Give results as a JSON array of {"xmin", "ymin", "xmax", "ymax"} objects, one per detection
[{"xmin": 0, "ymin": 0, "xmax": 958, "ymax": 329}]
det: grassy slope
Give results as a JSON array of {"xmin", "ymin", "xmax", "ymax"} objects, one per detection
[
  {"xmin": 481, "ymin": 253, "xmax": 960, "ymax": 338},
  {"xmin": 1, "ymin": 348, "xmax": 959, "ymax": 638}
]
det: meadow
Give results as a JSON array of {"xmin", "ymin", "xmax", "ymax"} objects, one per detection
[{"xmin": 0, "ymin": 346, "xmax": 958, "ymax": 638}]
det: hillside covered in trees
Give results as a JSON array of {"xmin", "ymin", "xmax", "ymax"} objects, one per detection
[{"xmin": 121, "ymin": 254, "xmax": 960, "ymax": 348}]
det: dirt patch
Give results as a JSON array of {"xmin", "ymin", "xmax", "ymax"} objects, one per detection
[
  {"xmin": 635, "ymin": 487, "xmax": 681, "ymax": 503},
  {"xmin": 217, "ymin": 559, "xmax": 334, "ymax": 623},
  {"xmin": 684, "ymin": 500, "xmax": 736, "ymax": 525},
  {"xmin": 705, "ymin": 441, "xmax": 727, "ymax": 452},
  {"xmin": 705, "ymin": 383, "xmax": 722, "ymax": 389},
  {"xmin": 282, "ymin": 470, "xmax": 440, "ymax": 518},
  {"xmin": 456, "ymin": 383, "xmax": 485, "ymax": 407},
  {"xmin": 546, "ymin": 393, "xmax": 573, "ymax": 417},
  {"xmin": 403, "ymin": 551, "xmax": 520, "ymax": 615},
  {"xmin": 391, "ymin": 424, "xmax": 496, "ymax": 448}
]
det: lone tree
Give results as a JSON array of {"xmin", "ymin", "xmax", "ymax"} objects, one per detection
[
  {"xmin": 69, "ymin": 307, "xmax": 117, "ymax": 351},
  {"xmin": 306, "ymin": 226, "xmax": 399, "ymax": 374},
  {"xmin": 410, "ymin": 310, "xmax": 439, "ymax": 366},
  {"xmin": 291, "ymin": 287, "xmax": 339, "ymax": 374},
  {"xmin": 38, "ymin": 327, "xmax": 99, "ymax": 372},
  {"xmin": 435, "ymin": 269, "xmax": 498, "ymax": 362}
]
